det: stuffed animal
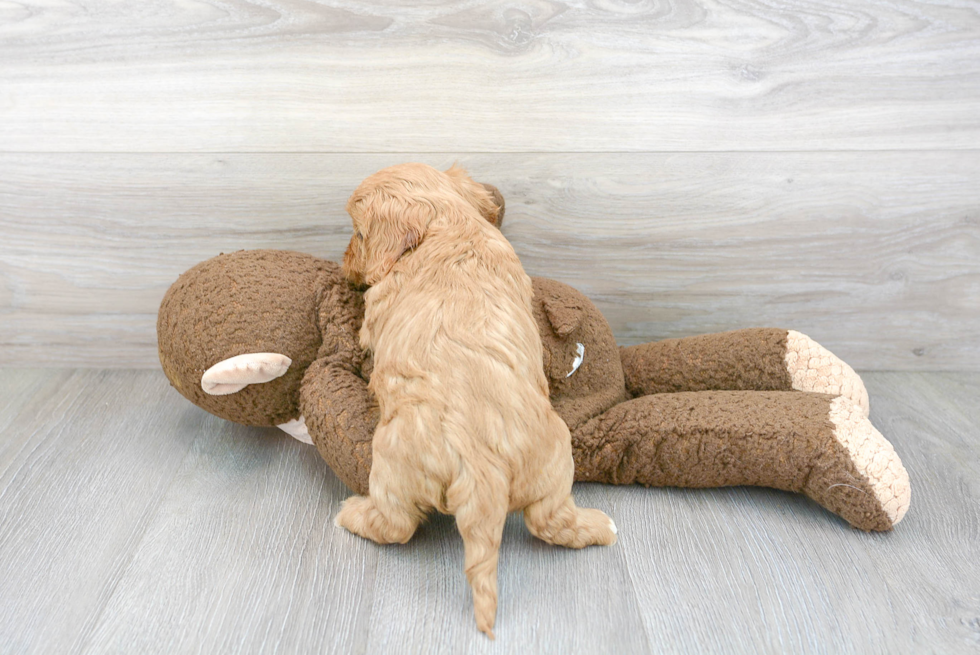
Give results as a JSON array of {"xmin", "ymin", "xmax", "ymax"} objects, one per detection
[{"xmin": 157, "ymin": 192, "xmax": 910, "ymax": 533}]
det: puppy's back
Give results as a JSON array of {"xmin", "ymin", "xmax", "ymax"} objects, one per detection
[{"xmin": 339, "ymin": 164, "xmax": 616, "ymax": 639}]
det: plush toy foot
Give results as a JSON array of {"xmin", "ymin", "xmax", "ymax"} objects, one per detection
[
  {"xmin": 785, "ymin": 331, "xmax": 869, "ymax": 417},
  {"xmin": 200, "ymin": 353, "xmax": 292, "ymax": 395},
  {"xmin": 806, "ymin": 396, "xmax": 911, "ymax": 530},
  {"xmin": 572, "ymin": 390, "xmax": 910, "ymax": 531},
  {"xmin": 277, "ymin": 416, "xmax": 313, "ymax": 445}
]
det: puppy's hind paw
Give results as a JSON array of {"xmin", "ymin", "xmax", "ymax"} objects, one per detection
[
  {"xmin": 334, "ymin": 495, "xmax": 418, "ymax": 545},
  {"xmin": 334, "ymin": 495, "xmax": 372, "ymax": 534},
  {"xmin": 566, "ymin": 508, "xmax": 619, "ymax": 547},
  {"xmin": 583, "ymin": 508, "xmax": 618, "ymax": 547}
]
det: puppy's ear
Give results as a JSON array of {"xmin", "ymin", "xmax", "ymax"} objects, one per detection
[
  {"xmin": 361, "ymin": 196, "xmax": 430, "ymax": 285},
  {"xmin": 479, "ymin": 183, "xmax": 506, "ymax": 228},
  {"xmin": 444, "ymin": 164, "xmax": 501, "ymax": 227}
]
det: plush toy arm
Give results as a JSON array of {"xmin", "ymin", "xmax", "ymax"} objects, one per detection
[
  {"xmin": 571, "ymin": 390, "xmax": 909, "ymax": 531},
  {"xmin": 620, "ymin": 328, "xmax": 869, "ymax": 416},
  {"xmin": 299, "ymin": 358, "xmax": 376, "ymax": 495}
]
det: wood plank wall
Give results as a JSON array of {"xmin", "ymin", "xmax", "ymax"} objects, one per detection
[{"xmin": 1, "ymin": 1, "xmax": 978, "ymax": 369}]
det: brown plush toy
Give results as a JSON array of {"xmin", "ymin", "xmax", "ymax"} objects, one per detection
[{"xmin": 158, "ymin": 185, "xmax": 910, "ymax": 532}]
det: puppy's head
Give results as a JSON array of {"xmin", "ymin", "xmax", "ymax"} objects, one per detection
[{"xmin": 343, "ymin": 163, "xmax": 501, "ymax": 286}]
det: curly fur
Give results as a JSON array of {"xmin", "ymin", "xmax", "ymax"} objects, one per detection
[{"xmin": 336, "ymin": 163, "xmax": 617, "ymax": 638}]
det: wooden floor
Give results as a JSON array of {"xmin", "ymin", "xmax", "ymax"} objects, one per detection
[{"xmin": 0, "ymin": 369, "xmax": 977, "ymax": 654}]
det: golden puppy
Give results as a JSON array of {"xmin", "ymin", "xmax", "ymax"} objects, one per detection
[{"xmin": 337, "ymin": 163, "xmax": 617, "ymax": 638}]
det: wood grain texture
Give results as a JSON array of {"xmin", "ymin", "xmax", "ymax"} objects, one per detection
[
  {"xmin": 1, "ymin": 152, "xmax": 977, "ymax": 369},
  {"xmin": 82, "ymin": 420, "xmax": 378, "ymax": 654},
  {"xmin": 1, "ymin": 1, "xmax": 979, "ymax": 152},
  {"xmin": 0, "ymin": 370, "xmax": 978, "ymax": 653},
  {"xmin": 359, "ymin": 485, "xmax": 650, "ymax": 653},
  {"xmin": 857, "ymin": 372, "xmax": 980, "ymax": 651},
  {"xmin": 0, "ymin": 370, "xmax": 200, "ymax": 654},
  {"xmin": 614, "ymin": 371, "xmax": 980, "ymax": 653}
]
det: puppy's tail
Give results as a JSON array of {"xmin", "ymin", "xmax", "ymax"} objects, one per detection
[{"xmin": 452, "ymin": 481, "xmax": 508, "ymax": 639}]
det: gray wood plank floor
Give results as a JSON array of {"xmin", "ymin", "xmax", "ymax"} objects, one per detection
[{"xmin": 1, "ymin": 369, "xmax": 977, "ymax": 654}]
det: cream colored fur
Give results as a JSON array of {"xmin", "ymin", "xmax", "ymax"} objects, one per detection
[{"xmin": 336, "ymin": 163, "xmax": 617, "ymax": 638}]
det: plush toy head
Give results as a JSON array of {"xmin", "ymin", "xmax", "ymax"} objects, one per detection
[
  {"xmin": 157, "ymin": 250, "xmax": 360, "ymax": 427},
  {"xmin": 158, "ymin": 169, "xmax": 506, "ymax": 428}
]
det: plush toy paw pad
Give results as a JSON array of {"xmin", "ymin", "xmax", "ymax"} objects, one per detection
[
  {"xmin": 201, "ymin": 353, "xmax": 292, "ymax": 395},
  {"xmin": 785, "ymin": 331, "xmax": 869, "ymax": 417},
  {"xmin": 829, "ymin": 397, "xmax": 911, "ymax": 526}
]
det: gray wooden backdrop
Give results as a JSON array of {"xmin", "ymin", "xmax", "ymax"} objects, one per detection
[{"xmin": 1, "ymin": 0, "xmax": 978, "ymax": 370}]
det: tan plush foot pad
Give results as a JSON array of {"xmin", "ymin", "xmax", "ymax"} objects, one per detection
[
  {"xmin": 785, "ymin": 330, "xmax": 869, "ymax": 417},
  {"xmin": 278, "ymin": 416, "xmax": 313, "ymax": 445},
  {"xmin": 818, "ymin": 397, "xmax": 911, "ymax": 528}
]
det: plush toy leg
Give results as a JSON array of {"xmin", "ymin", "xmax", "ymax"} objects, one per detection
[
  {"xmin": 571, "ymin": 390, "xmax": 910, "ymax": 531},
  {"xmin": 620, "ymin": 328, "xmax": 869, "ymax": 416}
]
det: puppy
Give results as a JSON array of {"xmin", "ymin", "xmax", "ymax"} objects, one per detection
[{"xmin": 338, "ymin": 163, "xmax": 617, "ymax": 638}]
